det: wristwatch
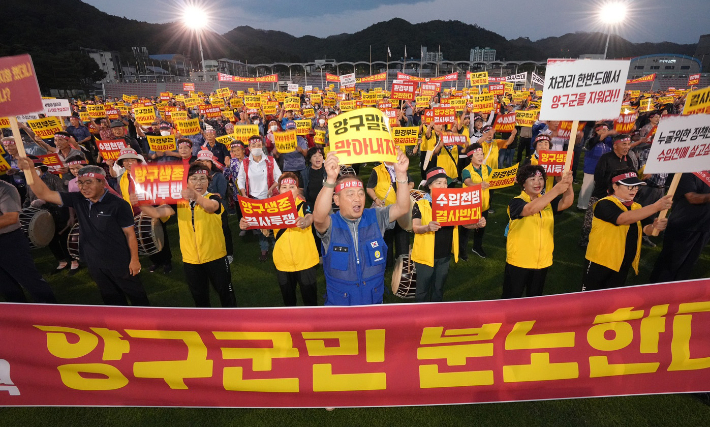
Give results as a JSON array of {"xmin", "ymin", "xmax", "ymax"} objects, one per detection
[{"xmin": 323, "ymin": 181, "xmax": 336, "ymax": 188}]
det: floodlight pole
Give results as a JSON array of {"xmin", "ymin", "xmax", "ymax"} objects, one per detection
[
  {"xmin": 197, "ymin": 30, "xmax": 206, "ymax": 81},
  {"xmin": 603, "ymin": 30, "xmax": 611, "ymax": 60}
]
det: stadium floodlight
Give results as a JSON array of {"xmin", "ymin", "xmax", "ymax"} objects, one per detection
[
  {"xmin": 598, "ymin": 2, "xmax": 627, "ymax": 59},
  {"xmin": 182, "ymin": 6, "xmax": 208, "ymax": 79}
]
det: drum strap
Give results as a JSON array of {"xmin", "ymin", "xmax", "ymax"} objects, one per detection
[{"xmin": 274, "ymin": 202, "xmax": 305, "ymax": 242}]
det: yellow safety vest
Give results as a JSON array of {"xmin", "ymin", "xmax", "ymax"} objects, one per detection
[
  {"xmin": 177, "ymin": 193, "xmax": 226, "ymax": 264},
  {"xmin": 463, "ymin": 163, "xmax": 491, "ymax": 211},
  {"xmin": 273, "ymin": 200, "xmax": 319, "ymax": 272},
  {"xmin": 119, "ymin": 172, "xmax": 131, "ymax": 206},
  {"xmin": 411, "ymin": 199, "xmax": 459, "ymax": 268},
  {"xmin": 372, "ymin": 163, "xmax": 397, "ymax": 206},
  {"xmin": 528, "ymin": 154, "xmax": 555, "ymax": 194},
  {"xmin": 586, "ymin": 196, "xmax": 642, "ymax": 274},
  {"xmin": 437, "ymin": 145, "xmax": 458, "ymax": 179},
  {"xmin": 421, "ymin": 131, "xmax": 437, "ymax": 152},
  {"xmin": 481, "ymin": 139, "xmax": 501, "ymax": 170},
  {"xmin": 506, "ymin": 191, "xmax": 555, "ymax": 269}
]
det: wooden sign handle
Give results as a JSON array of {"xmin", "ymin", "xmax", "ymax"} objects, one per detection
[
  {"xmin": 563, "ymin": 120, "xmax": 579, "ymax": 173},
  {"xmin": 652, "ymin": 173, "xmax": 681, "ymax": 237},
  {"xmin": 422, "ymin": 150, "xmax": 434, "ymax": 171},
  {"xmin": 8, "ymin": 116, "xmax": 33, "ymax": 185}
]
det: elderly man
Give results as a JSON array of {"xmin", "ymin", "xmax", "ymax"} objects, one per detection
[
  {"xmin": 202, "ymin": 126, "xmax": 229, "ymax": 165},
  {"xmin": 110, "ymin": 120, "xmax": 143, "ymax": 155}
]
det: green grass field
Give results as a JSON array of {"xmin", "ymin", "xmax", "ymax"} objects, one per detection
[{"xmin": 2, "ymin": 157, "xmax": 710, "ymax": 426}]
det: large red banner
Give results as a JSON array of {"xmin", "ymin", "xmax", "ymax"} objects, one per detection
[
  {"xmin": 1, "ymin": 279, "xmax": 710, "ymax": 407},
  {"xmin": 218, "ymin": 73, "xmax": 279, "ymax": 83}
]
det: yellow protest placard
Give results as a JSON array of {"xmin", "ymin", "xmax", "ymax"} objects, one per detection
[
  {"xmin": 27, "ymin": 117, "xmax": 63, "ymax": 139},
  {"xmin": 0, "ymin": 156, "xmax": 11, "ymax": 175},
  {"xmin": 216, "ymin": 87, "xmax": 230, "ymax": 98},
  {"xmin": 184, "ymin": 98, "xmax": 201, "ymax": 108},
  {"xmin": 147, "ymin": 135, "xmax": 177, "ymax": 152},
  {"xmin": 133, "ymin": 106, "xmax": 156, "ymax": 124},
  {"xmin": 176, "ymin": 118, "xmax": 201, "ymax": 136},
  {"xmin": 229, "ymin": 98, "xmax": 243, "ymax": 109},
  {"xmin": 472, "ymin": 94, "xmax": 495, "ymax": 112},
  {"xmin": 78, "ymin": 111, "xmax": 91, "ymax": 122},
  {"xmin": 323, "ymin": 98, "xmax": 337, "ymax": 108},
  {"xmin": 340, "ymin": 100, "xmax": 356, "ymax": 112},
  {"xmin": 683, "ymin": 87, "xmax": 710, "ymax": 115},
  {"xmin": 274, "ymin": 131, "xmax": 297, "ymax": 153},
  {"xmin": 284, "ymin": 97, "xmax": 300, "ymax": 110},
  {"xmin": 362, "ymin": 92, "xmax": 378, "ymax": 106},
  {"xmin": 535, "ymin": 90, "xmax": 543, "ymax": 97},
  {"xmin": 216, "ymin": 134, "xmax": 237, "ymax": 146},
  {"xmin": 310, "ymin": 93, "xmax": 322, "ymax": 104},
  {"xmin": 656, "ymin": 96, "xmax": 674, "ymax": 105},
  {"xmin": 628, "ymin": 90, "xmax": 640, "ymax": 98},
  {"xmin": 488, "ymin": 163, "xmax": 519, "ymax": 189},
  {"xmin": 314, "ymin": 129, "xmax": 326, "ymax": 145},
  {"xmin": 274, "ymin": 92, "xmax": 287, "ymax": 102},
  {"xmin": 295, "ymin": 120, "xmax": 311, "ymax": 136},
  {"xmin": 237, "ymin": 91, "xmax": 245, "ymax": 98},
  {"xmin": 639, "ymin": 98, "xmax": 654, "ymax": 113},
  {"xmin": 515, "ymin": 110, "xmax": 539, "ymax": 127},
  {"xmin": 469, "ymin": 71, "xmax": 488, "ymax": 86},
  {"xmin": 328, "ymin": 107, "xmax": 397, "ymax": 164},
  {"xmin": 504, "ymin": 82, "xmax": 514, "ymax": 94},
  {"xmin": 513, "ymin": 92, "xmax": 528, "ymax": 103},
  {"xmin": 210, "ymin": 97, "xmax": 225, "ymax": 107},
  {"xmin": 245, "ymin": 96, "xmax": 261, "ymax": 109},
  {"xmin": 449, "ymin": 98, "xmax": 467, "ymax": 112},
  {"xmin": 222, "ymin": 110, "xmax": 235, "ymax": 121},
  {"xmin": 393, "ymin": 127, "xmax": 419, "ymax": 146},
  {"xmin": 234, "ymin": 124, "xmax": 259, "ymax": 140},
  {"xmin": 261, "ymin": 101, "xmax": 278, "ymax": 115},
  {"xmin": 0, "ymin": 117, "xmax": 10, "ymax": 129},
  {"xmin": 302, "ymin": 108, "xmax": 315, "ymax": 119},
  {"xmin": 170, "ymin": 110, "xmax": 188, "ymax": 122},
  {"xmin": 416, "ymin": 96, "xmax": 431, "ymax": 105},
  {"xmin": 87, "ymin": 104, "xmax": 106, "ymax": 118}
]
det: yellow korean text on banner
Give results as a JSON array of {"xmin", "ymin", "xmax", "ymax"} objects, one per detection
[
  {"xmin": 184, "ymin": 97, "xmax": 201, "ymax": 108},
  {"xmin": 133, "ymin": 106, "xmax": 156, "ymax": 124},
  {"xmin": 230, "ymin": 98, "xmax": 243, "ymax": 109},
  {"xmin": 284, "ymin": 97, "xmax": 300, "ymax": 110},
  {"xmin": 314, "ymin": 129, "xmax": 326, "ymax": 145},
  {"xmin": 147, "ymin": 135, "xmax": 177, "ymax": 152},
  {"xmin": 0, "ymin": 155, "xmax": 11, "ymax": 175},
  {"xmin": 261, "ymin": 102, "xmax": 278, "ymax": 115},
  {"xmin": 233, "ymin": 124, "xmax": 259, "ymax": 140},
  {"xmin": 295, "ymin": 120, "xmax": 311, "ymax": 136},
  {"xmin": 449, "ymin": 98, "xmax": 467, "ymax": 112},
  {"xmin": 216, "ymin": 135, "xmax": 237, "ymax": 146},
  {"xmin": 683, "ymin": 86, "xmax": 710, "ymax": 115},
  {"xmin": 79, "ymin": 111, "xmax": 90, "ymax": 122},
  {"xmin": 244, "ymin": 96, "xmax": 261, "ymax": 109},
  {"xmin": 170, "ymin": 110, "xmax": 188, "ymax": 122},
  {"xmin": 488, "ymin": 163, "xmax": 519, "ymax": 189},
  {"xmin": 274, "ymin": 131, "xmax": 297, "ymax": 153},
  {"xmin": 393, "ymin": 127, "xmax": 419, "ymax": 146},
  {"xmin": 362, "ymin": 92, "xmax": 378, "ymax": 106},
  {"xmin": 340, "ymin": 100, "xmax": 356, "ymax": 112},
  {"xmin": 515, "ymin": 110, "xmax": 539, "ymax": 127},
  {"xmin": 176, "ymin": 118, "xmax": 201, "ymax": 136},
  {"xmin": 416, "ymin": 95, "xmax": 431, "ymax": 105},
  {"xmin": 86, "ymin": 104, "xmax": 106, "ymax": 118},
  {"xmin": 469, "ymin": 71, "xmax": 488, "ymax": 86},
  {"xmin": 472, "ymin": 94, "xmax": 495, "ymax": 112},
  {"xmin": 328, "ymin": 107, "xmax": 397, "ymax": 164},
  {"xmin": 302, "ymin": 108, "xmax": 315, "ymax": 119},
  {"xmin": 0, "ymin": 117, "xmax": 10, "ymax": 129},
  {"xmin": 639, "ymin": 98, "xmax": 654, "ymax": 113},
  {"xmin": 310, "ymin": 93, "xmax": 322, "ymax": 104},
  {"xmin": 27, "ymin": 117, "xmax": 63, "ymax": 139}
]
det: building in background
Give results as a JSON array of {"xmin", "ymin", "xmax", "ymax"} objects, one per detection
[
  {"xmin": 628, "ymin": 54, "xmax": 701, "ymax": 80},
  {"xmin": 82, "ymin": 48, "xmax": 122, "ymax": 83},
  {"xmin": 470, "ymin": 47, "xmax": 496, "ymax": 62},
  {"xmin": 421, "ymin": 47, "xmax": 443, "ymax": 62},
  {"xmin": 694, "ymin": 34, "xmax": 710, "ymax": 72}
]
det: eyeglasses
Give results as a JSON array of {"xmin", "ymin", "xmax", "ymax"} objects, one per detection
[{"xmin": 188, "ymin": 176, "xmax": 209, "ymax": 183}]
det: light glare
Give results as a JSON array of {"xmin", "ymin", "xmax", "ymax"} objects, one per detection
[
  {"xmin": 599, "ymin": 2, "xmax": 627, "ymax": 25},
  {"xmin": 183, "ymin": 6, "xmax": 208, "ymax": 30}
]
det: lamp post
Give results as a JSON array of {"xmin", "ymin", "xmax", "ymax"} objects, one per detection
[
  {"xmin": 599, "ymin": 2, "xmax": 627, "ymax": 59},
  {"xmin": 183, "ymin": 7, "xmax": 208, "ymax": 82}
]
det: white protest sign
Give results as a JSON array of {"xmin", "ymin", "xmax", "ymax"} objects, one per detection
[
  {"xmin": 506, "ymin": 72, "xmax": 528, "ymax": 82},
  {"xmin": 288, "ymin": 83, "xmax": 298, "ymax": 92},
  {"xmin": 42, "ymin": 99, "xmax": 71, "ymax": 116},
  {"xmin": 643, "ymin": 114, "xmax": 710, "ymax": 174},
  {"xmin": 16, "ymin": 113, "xmax": 41, "ymax": 122},
  {"xmin": 340, "ymin": 73, "xmax": 356, "ymax": 87},
  {"xmin": 531, "ymin": 72, "xmax": 545, "ymax": 86},
  {"xmin": 305, "ymin": 85, "xmax": 313, "ymax": 92},
  {"xmin": 539, "ymin": 59, "xmax": 629, "ymax": 121}
]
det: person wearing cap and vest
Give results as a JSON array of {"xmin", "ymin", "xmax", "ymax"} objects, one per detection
[
  {"xmin": 520, "ymin": 134, "xmax": 557, "ymax": 195},
  {"xmin": 424, "ymin": 121, "xmax": 459, "ymax": 183},
  {"xmin": 503, "ymin": 164, "xmax": 574, "ymax": 299},
  {"xmin": 195, "ymin": 148, "xmax": 234, "ymax": 263},
  {"xmin": 366, "ymin": 161, "xmax": 414, "ymax": 268},
  {"xmin": 237, "ymin": 135, "xmax": 282, "ymax": 262},
  {"xmin": 240, "ymin": 172, "xmax": 319, "ymax": 306},
  {"xmin": 136, "ymin": 163, "xmax": 236, "ymax": 307},
  {"xmin": 411, "ymin": 167, "xmax": 486, "ymax": 302},
  {"xmin": 313, "ymin": 149, "xmax": 411, "ymax": 306},
  {"xmin": 479, "ymin": 124, "xmax": 517, "ymax": 172},
  {"xmin": 461, "ymin": 143, "xmax": 492, "ymax": 259},
  {"xmin": 18, "ymin": 160, "xmax": 149, "ymax": 306},
  {"xmin": 224, "ymin": 140, "xmax": 246, "ymax": 216},
  {"xmin": 582, "ymin": 168, "xmax": 671, "ymax": 291},
  {"xmin": 580, "ymin": 133, "xmax": 638, "ymax": 247}
]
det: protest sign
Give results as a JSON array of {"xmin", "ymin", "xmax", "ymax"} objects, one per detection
[
  {"xmin": 362, "ymin": 92, "xmax": 378, "ymax": 106},
  {"xmin": 0, "ymin": 156, "xmax": 10, "ymax": 175},
  {"xmin": 381, "ymin": 108, "xmax": 398, "ymax": 126},
  {"xmin": 515, "ymin": 110, "xmax": 538, "ymax": 127},
  {"xmin": 105, "ymin": 108, "xmax": 120, "ymax": 120},
  {"xmin": 78, "ymin": 111, "xmax": 90, "ymax": 122},
  {"xmin": 694, "ymin": 170, "xmax": 710, "ymax": 187},
  {"xmin": 639, "ymin": 98, "xmax": 655, "ymax": 112},
  {"xmin": 682, "ymin": 86, "xmax": 710, "ymax": 115},
  {"xmin": 433, "ymin": 106, "xmax": 455, "ymax": 125},
  {"xmin": 305, "ymin": 85, "xmax": 313, "ymax": 92},
  {"xmin": 175, "ymin": 118, "xmax": 201, "ymax": 136},
  {"xmin": 420, "ymin": 83, "xmax": 441, "ymax": 97},
  {"xmin": 209, "ymin": 98, "xmax": 225, "ymax": 107},
  {"xmin": 170, "ymin": 110, "xmax": 188, "ymax": 122},
  {"xmin": 416, "ymin": 96, "xmax": 431, "ymax": 105},
  {"xmin": 0, "ymin": 117, "xmax": 8, "ymax": 128},
  {"xmin": 183, "ymin": 82, "xmax": 195, "ymax": 92},
  {"xmin": 431, "ymin": 185, "xmax": 482, "ymax": 226},
  {"xmin": 340, "ymin": 100, "xmax": 356, "ymax": 112},
  {"xmin": 489, "ymin": 84, "xmax": 504, "ymax": 96},
  {"xmin": 37, "ymin": 153, "xmax": 64, "ymax": 174},
  {"xmin": 314, "ymin": 129, "xmax": 326, "ymax": 145},
  {"xmin": 393, "ymin": 127, "xmax": 418, "ymax": 146},
  {"xmin": 687, "ymin": 74, "xmax": 700, "ymax": 86},
  {"xmin": 183, "ymin": 97, "xmax": 201, "ymax": 108},
  {"xmin": 131, "ymin": 162, "xmax": 185, "ymax": 206},
  {"xmin": 288, "ymin": 83, "xmax": 298, "ymax": 93},
  {"xmin": 531, "ymin": 72, "xmax": 545, "ymax": 86},
  {"xmin": 284, "ymin": 97, "xmax": 300, "ymax": 110},
  {"xmin": 310, "ymin": 93, "xmax": 322, "ymax": 104},
  {"xmin": 295, "ymin": 120, "xmax": 311, "ymax": 136},
  {"xmin": 274, "ymin": 131, "xmax": 298, "ymax": 153},
  {"xmin": 472, "ymin": 94, "xmax": 495, "ymax": 112},
  {"xmin": 488, "ymin": 76, "xmax": 506, "ymax": 83},
  {"xmin": 238, "ymin": 192, "xmax": 299, "ymax": 229},
  {"xmin": 218, "ymin": 73, "xmax": 279, "ymax": 83},
  {"xmin": 494, "ymin": 112, "xmax": 516, "ymax": 133},
  {"xmin": 147, "ymin": 135, "xmax": 177, "ymax": 152},
  {"xmin": 626, "ymin": 74, "xmax": 656, "ymax": 84},
  {"xmin": 507, "ymin": 72, "xmax": 527, "ymax": 82},
  {"xmin": 643, "ymin": 115, "xmax": 710, "ymax": 174},
  {"xmin": 215, "ymin": 135, "xmax": 237, "ymax": 146},
  {"xmin": 538, "ymin": 150, "xmax": 567, "ymax": 177},
  {"xmin": 328, "ymin": 107, "xmax": 396, "ymax": 164},
  {"xmin": 86, "ymin": 104, "xmax": 106, "ymax": 118},
  {"xmin": 233, "ymin": 124, "xmax": 259, "ymax": 140},
  {"xmin": 133, "ymin": 106, "xmax": 156, "ymax": 124},
  {"xmin": 0, "ymin": 54, "xmax": 43, "ymax": 118},
  {"xmin": 261, "ymin": 101, "xmax": 277, "ymax": 115},
  {"xmin": 539, "ymin": 59, "xmax": 629, "ymax": 121},
  {"xmin": 244, "ymin": 96, "xmax": 261, "ymax": 109},
  {"xmin": 26, "ymin": 117, "xmax": 63, "ymax": 139},
  {"xmin": 229, "ymin": 98, "xmax": 243, "ymax": 109},
  {"xmin": 391, "ymin": 82, "xmax": 416, "ymax": 101},
  {"xmin": 302, "ymin": 108, "xmax": 315, "ymax": 119},
  {"xmin": 340, "ymin": 73, "xmax": 356, "ymax": 87},
  {"xmin": 198, "ymin": 105, "xmax": 221, "ymax": 119},
  {"xmin": 449, "ymin": 98, "xmax": 467, "ymax": 112},
  {"xmin": 96, "ymin": 139, "xmax": 127, "ymax": 161},
  {"xmin": 441, "ymin": 133, "xmax": 467, "ymax": 146},
  {"xmin": 614, "ymin": 111, "xmax": 639, "ymax": 133},
  {"xmin": 160, "ymin": 92, "xmax": 171, "ymax": 101},
  {"xmin": 469, "ymin": 71, "xmax": 488, "ymax": 86},
  {"xmin": 488, "ymin": 163, "xmax": 519, "ymax": 189},
  {"xmin": 42, "ymin": 99, "xmax": 71, "ymax": 117}
]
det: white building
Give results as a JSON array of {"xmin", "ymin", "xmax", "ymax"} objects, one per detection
[
  {"xmin": 470, "ymin": 47, "xmax": 496, "ymax": 62},
  {"xmin": 83, "ymin": 49, "xmax": 122, "ymax": 83}
]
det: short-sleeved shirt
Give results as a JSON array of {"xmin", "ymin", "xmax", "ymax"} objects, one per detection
[
  {"xmin": 668, "ymin": 174, "xmax": 710, "ymax": 232},
  {"xmin": 593, "ymin": 199, "xmax": 653, "ymax": 268},
  {"xmin": 60, "ymin": 190, "xmax": 135, "ymax": 269},
  {"xmin": 412, "ymin": 201, "xmax": 454, "ymax": 259},
  {"xmin": 281, "ymin": 136, "xmax": 309, "ymax": 172},
  {"xmin": 0, "ymin": 181, "xmax": 22, "ymax": 234},
  {"xmin": 509, "ymin": 195, "xmax": 562, "ymax": 220},
  {"xmin": 203, "ymin": 141, "xmax": 229, "ymax": 165},
  {"xmin": 317, "ymin": 207, "xmax": 394, "ymax": 255}
]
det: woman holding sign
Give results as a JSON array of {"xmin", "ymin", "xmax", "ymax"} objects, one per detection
[
  {"xmin": 411, "ymin": 167, "xmax": 486, "ymax": 302},
  {"xmin": 582, "ymin": 168, "xmax": 671, "ymax": 291},
  {"xmin": 520, "ymin": 134, "xmax": 556, "ymax": 195},
  {"xmin": 135, "ymin": 163, "xmax": 236, "ymax": 307},
  {"xmin": 503, "ymin": 164, "xmax": 574, "ymax": 299},
  {"xmin": 461, "ymin": 143, "xmax": 492, "ymax": 259}
]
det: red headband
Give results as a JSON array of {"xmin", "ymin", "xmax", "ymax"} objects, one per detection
[
  {"xmin": 2, "ymin": 139, "xmax": 16, "ymax": 145},
  {"xmin": 335, "ymin": 179, "xmax": 363, "ymax": 193},
  {"xmin": 178, "ymin": 140, "xmax": 192, "ymax": 147},
  {"xmin": 426, "ymin": 168, "xmax": 446, "ymax": 180},
  {"xmin": 78, "ymin": 172, "xmax": 105, "ymax": 180},
  {"xmin": 612, "ymin": 172, "xmax": 637, "ymax": 183},
  {"xmin": 280, "ymin": 178, "xmax": 298, "ymax": 186},
  {"xmin": 191, "ymin": 169, "xmax": 209, "ymax": 176},
  {"xmin": 466, "ymin": 148, "xmax": 483, "ymax": 157},
  {"xmin": 614, "ymin": 137, "xmax": 631, "ymax": 144},
  {"xmin": 66, "ymin": 160, "xmax": 87, "ymax": 166}
]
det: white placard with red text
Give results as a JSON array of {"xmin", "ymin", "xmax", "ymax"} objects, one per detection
[{"xmin": 643, "ymin": 115, "xmax": 710, "ymax": 174}]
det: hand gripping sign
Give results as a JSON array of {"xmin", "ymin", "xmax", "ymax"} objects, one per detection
[
  {"xmin": 238, "ymin": 192, "xmax": 299, "ymax": 230},
  {"xmin": 328, "ymin": 108, "xmax": 397, "ymax": 164},
  {"xmin": 131, "ymin": 162, "xmax": 186, "ymax": 206}
]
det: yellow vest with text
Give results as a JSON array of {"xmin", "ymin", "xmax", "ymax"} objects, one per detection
[
  {"xmin": 506, "ymin": 191, "xmax": 555, "ymax": 269},
  {"xmin": 273, "ymin": 200, "xmax": 319, "ymax": 272},
  {"xmin": 528, "ymin": 155, "xmax": 556, "ymax": 194},
  {"xmin": 177, "ymin": 194, "xmax": 226, "ymax": 264},
  {"xmin": 411, "ymin": 199, "xmax": 459, "ymax": 268},
  {"xmin": 463, "ymin": 163, "xmax": 491, "ymax": 211},
  {"xmin": 482, "ymin": 139, "xmax": 501, "ymax": 170},
  {"xmin": 373, "ymin": 163, "xmax": 397, "ymax": 206},
  {"xmin": 437, "ymin": 145, "xmax": 459, "ymax": 179},
  {"xmin": 586, "ymin": 196, "xmax": 642, "ymax": 274}
]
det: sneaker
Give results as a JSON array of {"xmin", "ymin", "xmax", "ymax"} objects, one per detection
[
  {"xmin": 163, "ymin": 263, "xmax": 173, "ymax": 274},
  {"xmin": 472, "ymin": 247, "xmax": 487, "ymax": 258},
  {"xmin": 488, "ymin": 208, "xmax": 495, "ymax": 214},
  {"xmin": 68, "ymin": 265, "xmax": 82, "ymax": 276},
  {"xmin": 642, "ymin": 236, "xmax": 657, "ymax": 248},
  {"xmin": 227, "ymin": 255, "xmax": 234, "ymax": 264},
  {"xmin": 459, "ymin": 253, "xmax": 469, "ymax": 261},
  {"xmin": 259, "ymin": 252, "xmax": 268, "ymax": 262},
  {"xmin": 148, "ymin": 264, "xmax": 159, "ymax": 273}
]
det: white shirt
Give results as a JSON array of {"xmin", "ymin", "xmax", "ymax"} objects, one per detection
[{"xmin": 237, "ymin": 154, "xmax": 282, "ymax": 200}]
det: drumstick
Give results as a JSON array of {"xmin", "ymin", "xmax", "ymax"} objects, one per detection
[
  {"xmin": 9, "ymin": 117, "xmax": 34, "ymax": 185},
  {"xmin": 422, "ymin": 150, "xmax": 434, "ymax": 171}
]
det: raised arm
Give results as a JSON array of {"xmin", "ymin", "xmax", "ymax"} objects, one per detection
[
  {"xmin": 313, "ymin": 151, "xmax": 340, "ymax": 233},
  {"xmin": 16, "ymin": 157, "xmax": 63, "ymax": 205},
  {"xmin": 386, "ymin": 149, "xmax": 411, "ymax": 221}
]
